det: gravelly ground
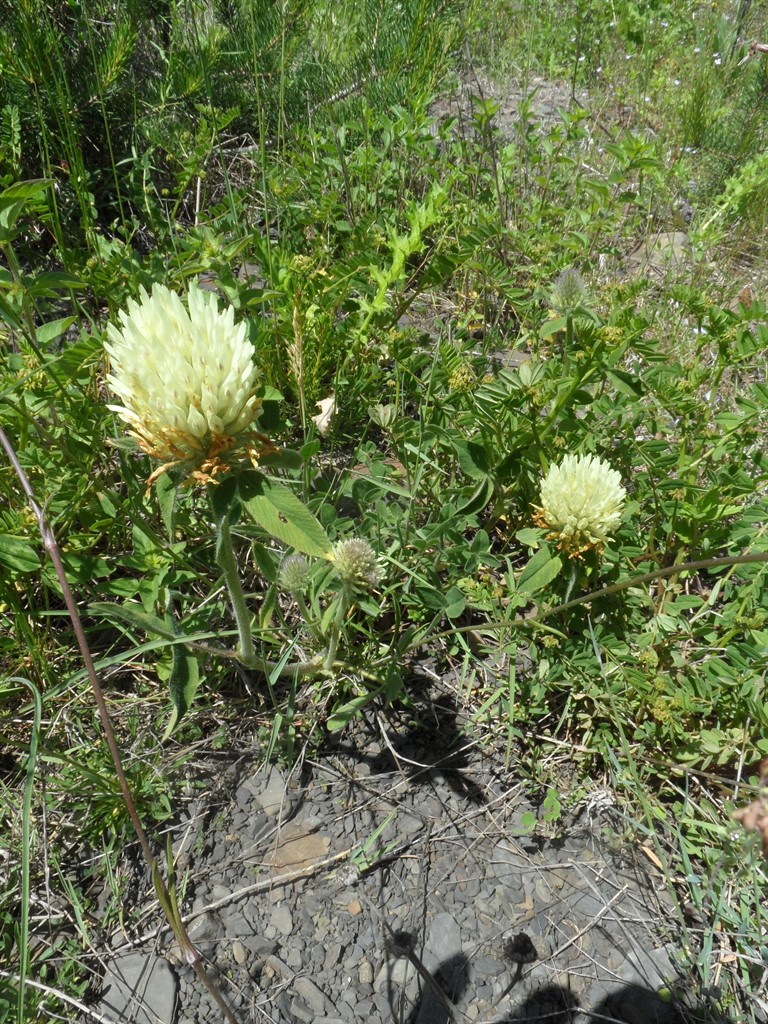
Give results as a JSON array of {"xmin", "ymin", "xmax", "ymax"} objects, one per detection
[{"xmin": 97, "ymin": 669, "xmax": 709, "ymax": 1024}]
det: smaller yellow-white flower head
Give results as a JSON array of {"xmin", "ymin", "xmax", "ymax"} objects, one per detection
[
  {"xmin": 551, "ymin": 267, "xmax": 589, "ymax": 314},
  {"xmin": 278, "ymin": 554, "xmax": 312, "ymax": 595},
  {"xmin": 331, "ymin": 538, "xmax": 381, "ymax": 590},
  {"xmin": 533, "ymin": 453, "xmax": 626, "ymax": 556},
  {"xmin": 105, "ymin": 282, "xmax": 266, "ymax": 483}
]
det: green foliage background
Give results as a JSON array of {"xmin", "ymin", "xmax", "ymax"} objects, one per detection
[{"xmin": 1, "ymin": 0, "xmax": 768, "ymax": 1020}]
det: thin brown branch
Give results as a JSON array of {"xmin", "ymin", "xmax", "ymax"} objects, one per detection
[{"xmin": 0, "ymin": 426, "xmax": 242, "ymax": 1024}]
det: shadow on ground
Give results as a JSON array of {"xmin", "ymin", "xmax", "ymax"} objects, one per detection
[{"xmin": 406, "ymin": 957, "xmax": 735, "ymax": 1024}]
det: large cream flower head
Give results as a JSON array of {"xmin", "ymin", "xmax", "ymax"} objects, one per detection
[
  {"xmin": 105, "ymin": 282, "xmax": 270, "ymax": 484},
  {"xmin": 533, "ymin": 453, "xmax": 626, "ymax": 556}
]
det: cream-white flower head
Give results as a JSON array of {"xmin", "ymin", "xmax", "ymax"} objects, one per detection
[
  {"xmin": 105, "ymin": 282, "xmax": 267, "ymax": 483},
  {"xmin": 533, "ymin": 453, "xmax": 626, "ymax": 556},
  {"xmin": 331, "ymin": 538, "xmax": 381, "ymax": 590}
]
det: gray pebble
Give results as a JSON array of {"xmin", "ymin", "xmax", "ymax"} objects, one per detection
[
  {"xmin": 270, "ymin": 904, "xmax": 293, "ymax": 936},
  {"xmin": 99, "ymin": 953, "xmax": 177, "ymax": 1024},
  {"xmin": 295, "ymin": 976, "xmax": 337, "ymax": 1013},
  {"xmin": 286, "ymin": 945, "xmax": 304, "ymax": 969},
  {"xmin": 289, "ymin": 997, "xmax": 315, "ymax": 1022}
]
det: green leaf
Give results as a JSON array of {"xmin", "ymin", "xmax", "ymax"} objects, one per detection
[
  {"xmin": 208, "ymin": 476, "xmax": 239, "ymax": 521},
  {"xmin": 0, "ymin": 179, "xmax": 50, "ymax": 239},
  {"xmin": 36, "ymin": 316, "xmax": 77, "ymax": 346},
  {"xmin": 300, "ymin": 439, "xmax": 321, "ymax": 462},
  {"xmin": 0, "ymin": 535, "xmax": 40, "ymax": 573},
  {"xmin": 605, "ymin": 368, "xmax": 643, "ymax": 398},
  {"xmin": 259, "ymin": 448, "xmax": 303, "ymax": 472},
  {"xmin": 0, "ymin": 179, "xmax": 50, "ymax": 202},
  {"xmin": 163, "ymin": 645, "xmax": 200, "ymax": 740},
  {"xmin": 241, "ymin": 288, "xmax": 284, "ymax": 307},
  {"xmin": 239, "ymin": 473, "xmax": 332, "ymax": 558},
  {"xmin": 444, "ymin": 586, "xmax": 466, "ymax": 618},
  {"xmin": 251, "ymin": 541, "xmax": 278, "ymax": 582},
  {"xmin": 155, "ymin": 473, "xmax": 176, "ymax": 541},
  {"xmin": 539, "ymin": 316, "xmax": 568, "ymax": 339},
  {"xmin": 53, "ymin": 333, "xmax": 100, "ymax": 380},
  {"xmin": 89, "ymin": 601, "xmax": 176, "ymax": 640},
  {"xmin": 519, "ymin": 810, "xmax": 537, "ymax": 833},
  {"xmin": 456, "ymin": 477, "xmax": 494, "ymax": 516},
  {"xmin": 327, "ymin": 692, "xmax": 377, "ymax": 732},
  {"xmin": 28, "ymin": 271, "xmax": 84, "ymax": 295},
  {"xmin": 517, "ymin": 547, "xmax": 563, "ymax": 595},
  {"xmin": 454, "ymin": 439, "xmax": 491, "ymax": 480}
]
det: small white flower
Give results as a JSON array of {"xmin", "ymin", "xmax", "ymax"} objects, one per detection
[
  {"xmin": 312, "ymin": 394, "xmax": 336, "ymax": 436},
  {"xmin": 533, "ymin": 454, "xmax": 627, "ymax": 556},
  {"xmin": 105, "ymin": 282, "xmax": 268, "ymax": 483}
]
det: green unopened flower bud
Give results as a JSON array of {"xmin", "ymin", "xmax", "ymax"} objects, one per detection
[
  {"xmin": 551, "ymin": 268, "xmax": 589, "ymax": 314},
  {"xmin": 278, "ymin": 554, "xmax": 312, "ymax": 594},
  {"xmin": 331, "ymin": 538, "xmax": 381, "ymax": 590}
]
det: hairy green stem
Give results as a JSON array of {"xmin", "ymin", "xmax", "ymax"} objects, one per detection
[
  {"xmin": 187, "ymin": 638, "xmax": 324, "ymax": 677},
  {"xmin": 295, "ymin": 591, "xmax": 325, "ymax": 644},
  {"xmin": 421, "ymin": 550, "xmax": 768, "ymax": 648},
  {"xmin": 324, "ymin": 585, "xmax": 351, "ymax": 672},
  {"xmin": 215, "ymin": 513, "xmax": 257, "ymax": 669}
]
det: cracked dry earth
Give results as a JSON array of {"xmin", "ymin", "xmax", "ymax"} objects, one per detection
[{"xmin": 95, "ymin": 671, "xmax": 706, "ymax": 1024}]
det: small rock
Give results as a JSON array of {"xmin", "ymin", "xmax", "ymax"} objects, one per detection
[
  {"xmin": 324, "ymin": 941, "xmax": 342, "ymax": 970},
  {"xmin": 224, "ymin": 913, "xmax": 253, "ymax": 938},
  {"xmin": 232, "ymin": 939, "xmax": 248, "ymax": 965},
  {"xmin": 295, "ymin": 976, "xmax": 337, "ymax": 1014},
  {"xmin": 472, "ymin": 955, "xmax": 503, "ymax": 978},
  {"xmin": 286, "ymin": 945, "xmax": 303, "ymax": 969},
  {"xmin": 358, "ymin": 959, "xmax": 374, "ymax": 984},
  {"xmin": 241, "ymin": 935, "xmax": 278, "ymax": 960},
  {"xmin": 254, "ymin": 766, "xmax": 290, "ymax": 817},
  {"xmin": 269, "ymin": 904, "xmax": 293, "ymax": 936},
  {"xmin": 398, "ymin": 811, "xmax": 424, "ymax": 836},
  {"xmin": 264, "ymin": 823, "xmax": 331, "ymax": 871},
  {"xmin": 265, "ymin": 954, "xmax": 294, "ymax": 979},
  {"xmin": 99, "ymin": 952, "xmax": 177, "ymax": 1024},
  {"xmin": 187, "ymin": 910, "xmax": 224, "ymax": 945},
  {"xmin": 290, "ymin": 997, "xmax": 315, "ymax": 1023},
  {"xmin": 426, "ymin": 911, "xmax": 462, "ymax": 967},
  {"xmin": 235, "ymin": 784, "xmax": 253, "ymax": 808},
  {"xmin": 373, "ymin": 957, "xmax": 418, "ymax": 996}
]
